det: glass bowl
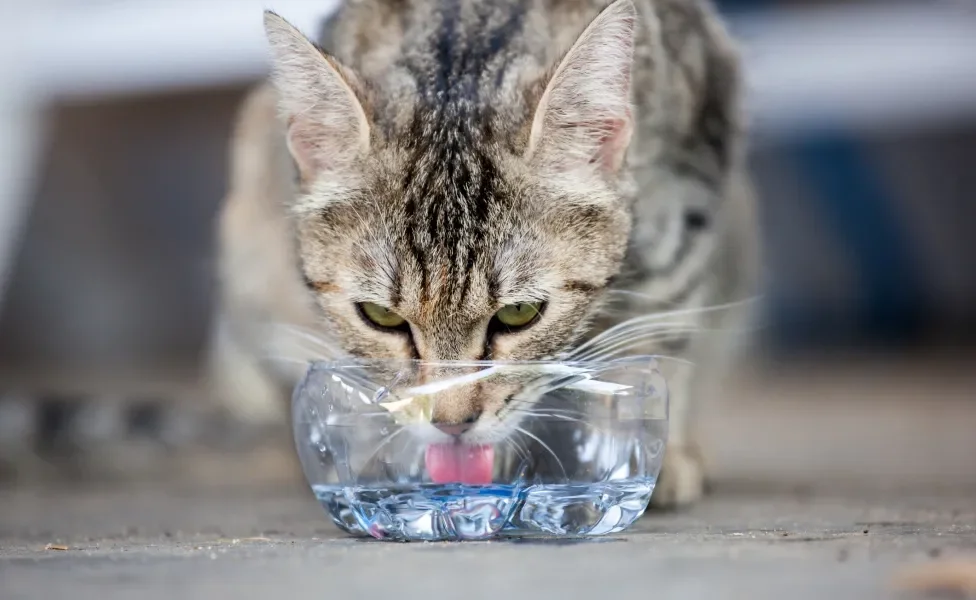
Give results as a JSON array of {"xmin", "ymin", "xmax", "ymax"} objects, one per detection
[{"xmin": 292, "ymin": 357, "xmax": 668, "ymax": 541}]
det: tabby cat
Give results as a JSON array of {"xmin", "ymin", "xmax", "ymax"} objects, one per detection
[{"xmin": 209, "ymin": 0, "xmax": 760, "ymax": 507}]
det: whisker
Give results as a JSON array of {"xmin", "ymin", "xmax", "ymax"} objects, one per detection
[
  {"xmin": 269, "ymin": 323, "xmax": 344, "ymax": 356},
  {"xmin": 513, "ymin": 426, "xmax": 568, "ymax": 480},
  {"xmin": 260, "ymin": 355, "xmax": 315, "ymax": 368},
  {"xmin": 647, "ymin": 354, "xmax": 697, "ymax": 366},
  {"xmin": 607, "ymin": 292, "xmax": 761, "ymax": 310},
  {"xmin": 584, "ymin": 315, "xmax": 702, "ymax": 339},
  {"xmin": 570, "ymin": 320, "xmax": 695, "ymax": 356},
  {"xmin": 502, "ymin": 437, "xmax": 530, "ymax": 463},
  {"xmin": 601, "ymin": 290, "xmax": 690, "ymax": 311},
  {"xmin": 325, "ymin": 368, "xmax": 388, "ymax": 398},
  {"xmin": 360, "ymin": 426, "xmax": 408, "ymax": 470},
  {"xmin": 570, "ymin": 323, "xmax": 699, "ymax": 357},
  {"xmin": 505, "ymin": 404, "xmax": 589, "ymax": 418},
  {"xmin": 569, "ymin": 328, "xmax": 697, "ymax": 360},
  {"xmin": 570, "ymin": 297, "xmax": 760, "ymax": 356},
  {"xmin": 583, "ymin": 339, "xmax": 690, "ymax": 363},
  {"xmin": 264, "ymin": 357, "xmax": 385, "ymax": 398},
  {"xmin": 259, "ymin": 333, "xmax": 341, "ymax": 368},
  {"xmin": 570, "ymin": 323, "xmax": 754, "ymax": 362},
  {"xmin": 520, "ymin": 373, "xmax": 592, "ymax": 399},
  {"xmin": 572, "ymin": 329, "xmax": 700, "ymax": 361},
  {"xmin": 335, "ymin": 410, "xmax": 403, "ymax": 419},
  {"xmin": 510, "ymin": 411, "xmax": 617, "ymax": 438}
]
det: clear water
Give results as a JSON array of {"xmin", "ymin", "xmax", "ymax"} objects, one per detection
[{"xmin": 313, "ymin": 478, "xmax": 655, "ymax": 541}]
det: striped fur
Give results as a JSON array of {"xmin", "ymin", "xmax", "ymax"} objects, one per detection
[
  {"xmin": 216, "ymin": 0, "xmax": 760, "ymax": 507},
  {"xmin": 0, "ymin": 0, "xmax": 757, "ymax": 502}
]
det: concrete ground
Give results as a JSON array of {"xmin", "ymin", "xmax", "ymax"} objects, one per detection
[{"xmin": 2, "ymin": 482, "xmax": 974, "ymax": 600}]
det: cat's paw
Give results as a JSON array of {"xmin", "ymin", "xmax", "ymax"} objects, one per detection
[{"xmin": 648, "ymin": 444, "xmax": 705, "ymax": 510}]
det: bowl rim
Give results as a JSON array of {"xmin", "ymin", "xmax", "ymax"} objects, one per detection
[
  {"xmin": 293, "ymin": 355, "xmax": 669, "ymax": 417},
  {"xmin": 303, "ymin": 355, "xmax": 667, "ymax": 371}
]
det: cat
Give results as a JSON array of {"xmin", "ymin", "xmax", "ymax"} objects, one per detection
[{"xmin": 210, "ymin": 0, "xmax": 761, "ymax": 508}]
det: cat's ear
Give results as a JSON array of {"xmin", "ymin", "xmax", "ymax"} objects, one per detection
[
  {"xmin": 526, "ymin": 0, "xmax": 638, "ymax": 176},
  {"xmin": 263, "ymin": 12, "xmax": 370, "ymax": 183}
]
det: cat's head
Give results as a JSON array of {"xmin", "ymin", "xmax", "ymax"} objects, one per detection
[{"xmin": 264, "ymin": 1, "xmax": 640, "ymax": 442}]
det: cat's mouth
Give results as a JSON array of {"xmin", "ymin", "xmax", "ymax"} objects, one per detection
[{"xmin": 425, "ymin": 443, "xmax": 494, "ymax": 485}]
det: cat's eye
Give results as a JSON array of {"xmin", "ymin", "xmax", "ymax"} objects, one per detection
[
  {"xmin": 358, "ymin": 302, "xmax": 407, "ymax": 329},
  {"xmin": 494, "ymin": 302, "xmax": 543, "ymax": 329}
]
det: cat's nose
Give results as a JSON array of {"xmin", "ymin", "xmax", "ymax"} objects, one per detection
[{"xmin": 431, "ymin": 411, "xmax": 481, "ymax": 437}]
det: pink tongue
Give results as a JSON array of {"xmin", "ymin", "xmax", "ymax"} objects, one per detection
[{"xmin": 425, "ymin": 444, "xmax": 494, "ymax": 485}]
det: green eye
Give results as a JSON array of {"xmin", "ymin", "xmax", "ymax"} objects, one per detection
[
  {"xmin": 359, "ymin": 302, "xmax": 407, "ymax": 329},
  {"xmin": 495, "ymin": 302, "xmax": 543, "ymax": 329}
]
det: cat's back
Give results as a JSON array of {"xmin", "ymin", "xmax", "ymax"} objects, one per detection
[{"xmin": 317, "ymin": 0, "xmax": 627, "ymax": 82}]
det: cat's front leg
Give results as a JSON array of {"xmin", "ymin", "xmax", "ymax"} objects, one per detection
[
  {"xmin": 650, "ymin": 441, "xmax": 706, "ymax": 508},
  {"xmin": 648, "ymin": 359, "xmax": 705, "ymax": 509}
]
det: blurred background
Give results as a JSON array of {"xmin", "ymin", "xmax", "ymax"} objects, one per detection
[{"xmin": 0, "ymin": 0, "xmax": 974, "ymax": 492}]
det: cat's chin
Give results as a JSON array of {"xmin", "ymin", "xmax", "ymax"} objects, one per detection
[
  {"xmin": 405, "ymin": 422, "xmax": 457, "ymax": 446},
  {"xmin": 405, "ymin": 418, "xmax": 515, "ymax": 447}
]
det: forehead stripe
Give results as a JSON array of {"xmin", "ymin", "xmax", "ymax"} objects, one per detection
[{"xmin": 562, "ymin": 280, "xmax": 602, "ymax": 293}]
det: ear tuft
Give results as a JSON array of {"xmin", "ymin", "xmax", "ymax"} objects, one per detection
[
  {"xmin": 527, "ymin": 0, "xmax": 639, "ymax": 176},
  {"xmin": 263, "ymin": 11, "xmax": 370, "ymax": 183}
]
